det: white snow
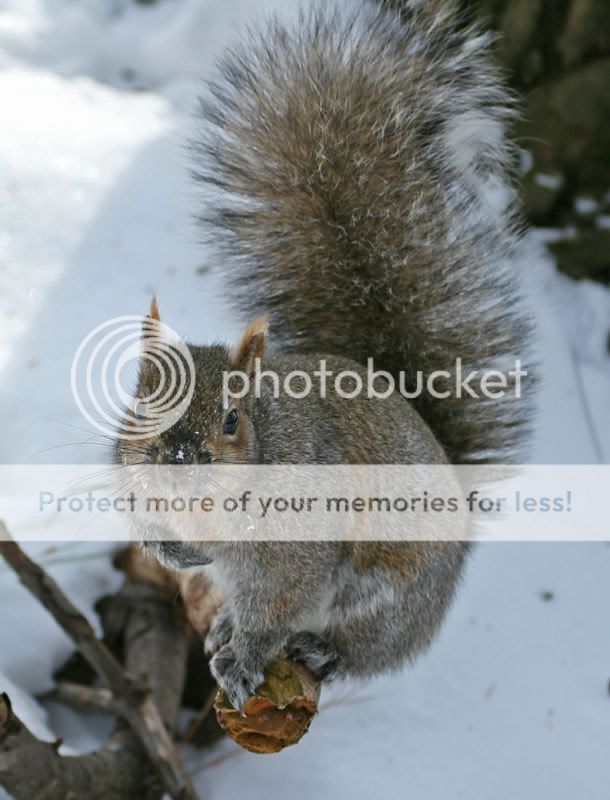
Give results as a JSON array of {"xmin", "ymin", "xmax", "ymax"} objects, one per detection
[
  {"xmin": 1, "ymin": 2, "xmax": 609, "ymax": 799},
  {"xmin": 574, "ymin": 196, "xmax": 599, "ymax": 216},
  {"xmin": 534, "ymin": 173, "xmax": 563, "ymax": 191}
]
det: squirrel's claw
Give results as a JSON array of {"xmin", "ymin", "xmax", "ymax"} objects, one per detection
[
  {"xmin": 204, "ymin": 606, "xmax": 234, "ymax": 657},
  {"xmin": 209, "ymin": 644, "xmax": 264, "ymax": 711}
]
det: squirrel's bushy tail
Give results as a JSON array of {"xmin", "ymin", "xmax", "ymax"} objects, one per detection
[{"xmin": 193, "ymin": 0, "xmax": 534, "ymax": 464}]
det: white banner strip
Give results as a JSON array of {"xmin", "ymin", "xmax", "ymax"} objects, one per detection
[{"xmin": 0, "ymin": 465, "xmax": 608, "ymax": 542}]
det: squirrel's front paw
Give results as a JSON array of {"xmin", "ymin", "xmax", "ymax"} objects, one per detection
[
  {"xmin": 286, "ymin": 631, "xmax": 341, "ymax": 680},
  {"xmin": 209, "ymin": 644, "xmax": 265, "ymax": 711},
  {"xmin": 204, "ymin": 606, "xmax": 234, "ymax": 657}
]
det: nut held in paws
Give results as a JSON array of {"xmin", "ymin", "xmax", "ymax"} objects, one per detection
[{"xmin": 214, "ymin": 659, "xmax": 320, "ymax": 754}]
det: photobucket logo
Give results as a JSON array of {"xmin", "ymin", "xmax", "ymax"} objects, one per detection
[
  {"xmin": 223, "ymin": 358, "xmax": 527, "ymax": 406},
  {"xmin": 71, "ymin": 316, "xmax": 195, "ymax": 440}
]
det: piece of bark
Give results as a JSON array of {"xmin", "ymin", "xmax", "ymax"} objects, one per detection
[
  {"xmin": 179, "ymin": 641, "xmax": 226, "ymax": 748},
  {"xmin": 51, "ymin": 683, "xmax": 124, "ymax": 717},
  {"xmin": 0, "ymin": 692, "xmax": 163, "ymax": 800},
  {"xmin": 180, "ymin": 687, "xmax": 218, "ymax": 744},
  {"xmin": 177, "ymin": 570, "xmax": 223, "ymax": 637},
  {"xmin": 0, "ymin": 530, "xmax": 197, "ymax": 800},
  {"xmin": 214, "ymin": 659, "xmax": 320, "ymax": 754},
  {"xmin": 114, "ymin": 546, "xmax": 222, "ymax": 635},
  {"xmin": 57, "ymin": 546, "xmax": 224, "ymax": 748},
  {"xmin": 0, "ymin": 582, "xmax": 188, "ymax": 800},
  {"xmin": 113, "ymin": 545, "xmax": 180, "ymax": 596}
]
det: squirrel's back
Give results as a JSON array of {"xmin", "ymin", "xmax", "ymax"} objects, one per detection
[{"xmin": 194, "ymin": 0, "xmax": 533, "ymax": 464}]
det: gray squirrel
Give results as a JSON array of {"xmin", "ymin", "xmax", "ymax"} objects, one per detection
[{"xmin": 114, "ymin": 0, "xmax": 533, "ymax": 710}]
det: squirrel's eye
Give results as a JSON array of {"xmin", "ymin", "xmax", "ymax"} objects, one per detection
[{"xmin": 223, "ymin": 409, "xmax": 239, "ymax": 435}]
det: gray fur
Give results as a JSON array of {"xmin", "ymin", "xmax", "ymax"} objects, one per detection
[
  {"xmin": 116, "ymin": 0, "xmax": 534, "ymax": 710},
  {"xmin": 193, "ymin": 0, "xmax": 534, "ymax": 465}
]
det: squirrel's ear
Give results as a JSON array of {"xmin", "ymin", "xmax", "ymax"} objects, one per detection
[
  {"xmin": 232, "ymin": 314, "xmax": 268, "ymax": 377},
  {"xmin": 148, "ymin": 295, "xmax": 161, "ymax": 322},
  {"xmin": 141, "ymin": 294, "xmax": 162, "ymax": 350}
]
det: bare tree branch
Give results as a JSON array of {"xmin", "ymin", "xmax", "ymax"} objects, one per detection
[
  {"xmin": 1, "ymin": 692, "xmax": 164, "ymax": 800},
  {"xmin": 0, "ymin": 524, "xmax": 198, "ymax": 800},
  {"xmin": 50, "ymin": 683, "xmax": 124, "ymax": 717}
]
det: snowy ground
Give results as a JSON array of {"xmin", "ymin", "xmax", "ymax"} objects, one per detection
[{"xmin": 0, "ymin": 2, "xmax": 609, "ymax": 799}]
